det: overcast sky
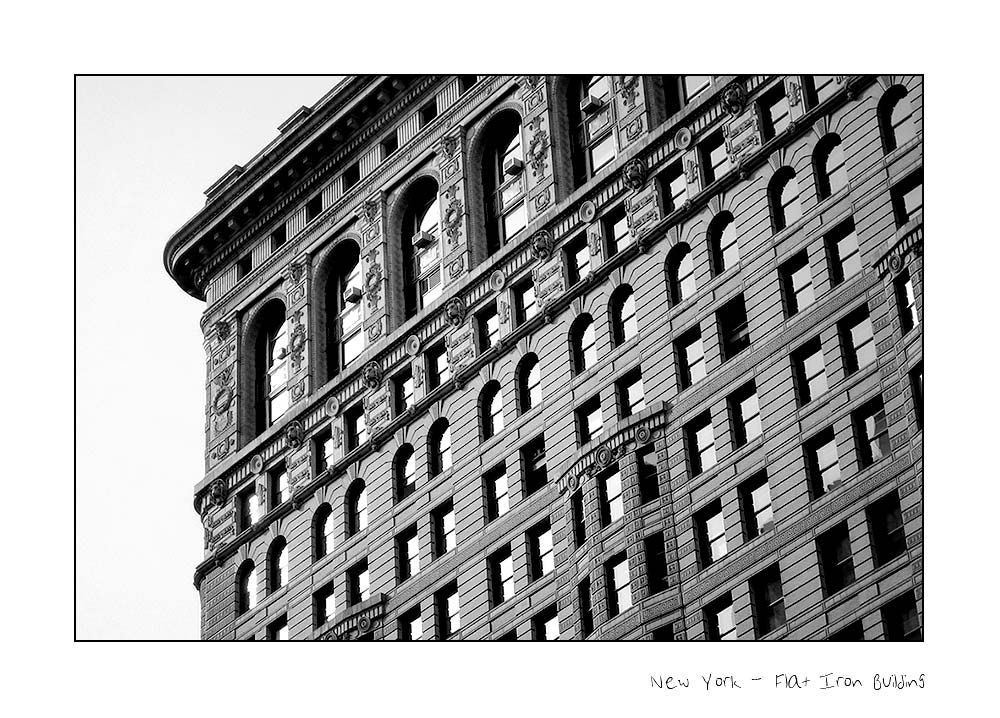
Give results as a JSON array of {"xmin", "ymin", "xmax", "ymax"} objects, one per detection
[{"xmin": 76, "ymin": 76, "xmax": 341, "ymax": 639}]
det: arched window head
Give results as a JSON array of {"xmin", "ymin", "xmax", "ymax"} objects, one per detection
[
  {"xmin": 395, "ymin": 444, "xmax": 417, "ymax": 503},
  {"xmin": 570, "ymin": 314, "xmax": 598, "ymax": 375},
  {"xmin": 429, "ymin": 419, "xmax": 452, "ymax": 477},
  {"xmin": 346, "ymin": 480, "xmax": 368, "ymax": 537},
  {"xmin": 879, "ymin": 85, "xmax": 916, "ymax": 154},
  {"xmin": 517, "ymin": 353, "xmax": 542, "ymax": 415},
  {"xmin": 482, "ymin": 111, "xmax": 527, "ymax": 256},
  {"xmin": 401, "ymin": 178, "xmax": 443, "ymax": 318},
  {"xmin": 814, "ymin": 134, "xmax": 847, "ymax": 200},
  {"xmin": 769, "ymin": 167, "xmax": 802, "ymax": 232},
  {"xmin": 313, "ymin": 503, "xmax": 334, "ymax": 561},
  {"xmin": 610, "ymin": 285, "xmax": 638, "ymax": 347},
  {"xmin": 567, "ymin": 75, "xmax": 616, "ymax": 190},
  {"xmin": 268, "ymin": 537, "xmax": 288, "ymax": 593},
  {"xmin": 480, "ymin": 381, "xmax": 505, "ymax": 441},
  {"xmin": 323, "ymin": 240, "xmax": 363, "ymax": 382},
  {"xmin": 709, "ymin": 212, "xmax": 739, "ymax": 277},
  {"xmin": 666, "ymin": 243, "xmax": 697, "ymax": 306},
  {"xmin": 253, "ymin": 299, "xmax": 290, "ymax": 435},
  {"xmin": 237, "ymin": 560, "xmax": 257, "ymax": 615}
]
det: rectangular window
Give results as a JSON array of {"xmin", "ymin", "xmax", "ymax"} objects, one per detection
[
  {"xmin": 419, "ymin": 99, "xmax": 438, "ymax": 128},
  {"xmin": 426, "ymin": 342, "xmax": 450, "ymax": 390},
  {"xmin": 270, "ymin": 224, "xmax": 287, "ymax": 252},
  {"xmin": 603, "ymin": 204, "xmax": 631, "ymax": 257},
  {"xmin": 381, "ymin": 133, "xmax": 399, "ymax": 159},
  {"xmin": 881, "ymin": 591, "xmax": 922, "ymax": 641},
  {"xmin": 489, "ymin": 546, "xmax": 515, "ymax": 606},
  {"xmin": 348, "ymin": 559, "xmax": 370, "ymax": 606},
  {"xmin": 683, "ymin": 75, "xmax": 711, "ymax": 102},
  {"xmin": 695, "ymin": 500, "xmax": 727, "ymax": 569},
  {"xmin": 522, "ymin": 435, "xmax": 548, "ymax": 494},
  {"xmin": 636, "ymin": 445, "xmax": 660, "ymax": 504},
  {"xmin": 398, "ymin": 607, "xmax": 422, "ymax": 640},
  {"xmin": 578, "ymin": 578, "xmax": 594, "ymax": 638},
  {"xmin": 895, "ymin": 269, "xmax": 919, "ymax": 334},
  {"xmin": 686, "ymin": 412, "xmax": 717, "ymax": 476},
  {"xmin": 854, "ymin": 396, "xmax": 890, "ymax": 468},
  {"xmin": 393, "ymin": 368, "xmax": 414, "ymax": 416},
  {"xmin": 314, "ymin": 583, "xmax": 335, "ymax": 627},
  {"xmin": 616, "ymin": 369, "xmax": 646, "ymax": 419},
  {"xmin": 817, "ymin": 521, "xmax": 856, "ymax": 596},
  {"xmin": 700, "ymin": 131, "xmax": 730, "ymax": 184},
  {"xmin": 529, "ymin": 521, "xmax": 555, "ymax": 581},
  {"xmin": 459, "ymin": 75, "xmax": 478, "ymax": 94},
  {"xmin": 345, "ymin": 404, "xmax": 367, "ymax": 451},
  {"xmin": 436, "ymin": 582, "xmax": 460, "ymax": 638},
  {"xmin": 738, "ymin": 473, "xmax": 773, "ymax": 541},
  {"xmin": 760, "ymin": 83, "xmax": 790, "ymax": 140},
  {"xmin": 267, "ymin": 614, "xmax": 288, "ymax": 641},
  {"xmin": 660, "ymin": 160, "xmax": 687, "ymax": 213},
  {"xmin": 910, "ymin": 362, "xmax": 923, "ymax": 429},
  {"xmin": 829, "ymin": 621, "xmax": 865, "ymax": 641},
  {"xmin": 565, "ymin": 234, "xmax": 592, "ymax": 286},
  {"xmin": 598, "ymin": 464, "xmax": 624, "ymax": 527},
  {"xmin": 867, "ymin": 490, "xmax": 907, "ymax": 567},
  {"xmin": 236, "ymin": 254, "xmax": 253, "ymax": 280},
  {"xmin": 652, "ymin": 625, "xmax": 675, "ymax": 641},
  {"xmin": 781, "ymin": 251, "xmax": 815, "ymax": 316},
  {"xmin": 606, "ymin": 553, "xmax": 633, "ymax": 618},
  {"xmin": 750, "ymin": 563, "xmax": 786, "ymax": 637},
  {"xmin": 644, "ymin": 533, "xmax": 669, "ymax": 595},
  {"xmin": 826, "ymin": 219, "xmax": 862, "ymax": 285},
  {"xmin": 512, "ymin": 278, "xmax": 537, "ymax": 326},
  {"xmin": 314, "ymin": 428, "xmax": 333, "ymax": 476},
  {"xmin": 571, "ymin": 490, "xmax": 587, "ymax": 548},
  {"xmin": 432, "ymin": 500, "xmax": 456, "ymax": 559},
  {"xmin": 477, "ymin": 304, "xmax": 500, "ymax": 353},
  {"xmin": 237, "ymin": 485, "xmax": 259, "ymax": 533},
  {"xmin": 718, "ymin": 294, "xmax": 751, "ymax": 360},
  {"xmin": 705, "ymin": 593, "xmax": 737, "ymax": 640},
  {"xmin": 793, "ymin": 338, "xmax": 828, "ymax": 405},
  {"xmin": 729, "ymin": 381, "xmax": 762, "ymax": 447},
  {"xmin": 806, "ymin": 428, "xmax": 842, "ymax": 497},
  {"xmin": 484, "ymin": 463, "xmax": 509, "ymax": 522},
  {"xmin": 306, "ymin": 194, "xmax": 323, "ymax": 222},
  {"xmin": 891, "ymin": 169, "xmax": 923, "ymax": 226},
  {"xmin": 397, "ymin": 526, "xmax": 420, "ymax": 583},
  {"xmin": 676, "ymin": 327, "xmax": 707, "ymax": 389},
  {"xmin": 268, "ymin": 464, "xmax": 289, "ymax": 511},
  {"xmin": 533, "ymin": 606, "xmax": 560, "ymax": 640},
  {"xmin": 341, "ymin": 162, "xmax": 360, "ymax": 191},
  {"xmin": 808, "ymin": 75, "xmax": 839, "ymax": 106},
  {"xmin": 840, "ymin": 304, "xmax": 876, "ymax": 374}
]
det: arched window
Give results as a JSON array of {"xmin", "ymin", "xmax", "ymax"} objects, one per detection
[
  {"xmin": 313, "ymin": 503, "xmax": 334, "ymax": 561},
  {"xmin": 236, "ymin": 560, "xmax": 257, "ymax": 615},
  {"xmin": 814, "ymin": 134, "xmax": 848, "ymax": 199},
  {"xmin": 709, "ymin": 212, "xmax": 739, "ymax": 277},
  {"xmin": 482, "ymin": 111, "xmax": 527, "ymax": 255},
  {"xmin": 480, "ymin": 381, "xmax": 505, "ymax": 441},
  {"xmin": 567, "ymin": 75, "xmax": 616, "ymax": 190},
  {"xmin": 666, "ymin": 243, "xmax": 697, "ymax": 306},
  {"xmin": 395, "ymin": 444, "xmax": 417, "ymax": 502},
  {"xmin": 346, "ymin": 480, "xmax": 368, "ymax": 537},
  {"xmin": 428, "ymin": 419, "xmax": 452, "ymax": 477},
  {"xmin": 610, "ymin": 285, "xmax": 638, "ymax": 347},
  {"xmin": 253, "ymin": 300, "xmax": 290, "ymax": 435},
  {"xmin": 769, "ymin": 167, "xmax": 802, "ymax": 232},
  {"xmin": 570, "ymin": 314, "xmax": 598, "ymax": 375},
  {"xmin": 878, "ymin": 85, "xmax": 916, "ymax": 154},
  {"xmin": 401, "ymin": 178, "xmax": 443, "ymax": 318},
  {"xmin": 267, "ymin": 537, "xmax": 288, "ymax": 593},
  {"xmin": 323, "ymin": 240, "xmax": 363, "ymax": 382},
  {"xmin": 517, "ymin": 353, "xmax": 542, "ymax": 414}
]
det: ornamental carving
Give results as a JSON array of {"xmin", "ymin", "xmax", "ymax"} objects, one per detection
[
  {"xmin": 622, "ymin": 158, "xmax": 647, "ymax": 191},
  {"xmin": 289, "ymin": 323, "xmax": 306, "ymax": 370},
  {"xmin": 290, "ymin": 379, "xmax": 306, "ymax": 402},
  {"xmin": 636, "ymin": 425, "xmax": 653, "ymax": 445},
  {"xmin": 448, "ymin": 258, "xmax": 464, "ymax": 279},
  {"xmin": 526, "ymin": 122, "xmax": 549, "ymax": 178},
  {"xmin": 444, "ymin": 297, "xmax": 466, "ymax": 327},
  {"xmin": 331, "ymin": 425, "xmax": 343, "ymax": 449},
  {"xmin": 325, "ymin": 397, "xmax": 340, "ymax": 417},
  {"xmin": 362, "ymin": 199, "xmax": 380, "ymax": 223},
  {"xmin": 362, "ymin": 360, "xmax": 383, "ymax": 389},
  {"xmin": 721, "ymin": 82, "xmax": 747, "ymax": 117},
  {"xmin": 366, "ymin": 322, "xmax": 382, "ymax": 342},
  {"xmin": 499, "ymin": 300, "xmax": 510, "ymax": 326},
  {"xmin": 618, "ymin": 75, "xmax": 639, "ymax": 110},
  {"xmin": 283, "ymin": 259, "xmax": 305, "ymax": 284},
  {"xmin": 578, "ymin": 201, "xmax": 596, "ymax": 223},
  {"xmin": 249, "ymin": 454, "xmax": 264, "ymax": 474},
  {"xmin": 441, "ymin": 134, "xmax": 459, "ymax": 158},
  {"xmin": 489, "ymin": 270, "xmax": 506, "ymax": 291},
  {"xmin": 285, "ymin": 420, "xmax": 304, "ymax": 449},
  {"xmin": 787, "ymin": 80, "xmax": 802, "ymax": 107},
  {"xmin": 888, "ymin": 254, "xmax": 905, "ymax": 274},
  {"xmin": 684, "ymin": 159, "xmax": 699, "ymax": 185},
  {"xmin": 533, "ymin": 189, "xmax": 551, "ymax": 213},
  {"xmin": 530, "ymin": 230, "xmax": 553, "ymax": 261},
  {"xmin": 212, "ymin": 368, "xmax": 234, "ymax": 415},
  {"xmin": 523, "ymin": 75, "xmax": 543, "ymax": 90},
  {"xmin": 442, "ymin": 195, "xmax": 464, "ymax": 246},
  {"xmin": 413, "ymin": 364, "xmax": 424, "ymax": 388},
  {"xmin": 405, "ymin": 335, "xmax": 421, "ymax": 356},
  {"xmin": 208, "ymin": 479, "xmax": 227, "ymax": 508},
  {"xmin": 213, "ymin": 320, "xmax": 230, "ymax": 342},
  {"xmin": 674, "ymin": 126, "xmax": 693, "ymax": 150},
  {"xmin": 594, "ymin": 445, "xmax": 615, "ymax": 468},
  {"xmin": 364, "ymin": 263, "xmax": 383, "ymax": 311}
]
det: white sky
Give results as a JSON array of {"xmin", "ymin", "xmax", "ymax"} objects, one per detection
[{"xmin": 76, "ymin": 76, "xmax": 342, "ymax": 639}]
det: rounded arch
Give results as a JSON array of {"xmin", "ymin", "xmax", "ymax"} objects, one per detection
[
  {"xmin": 394, "ymin": 443, "xmax": 417, "ymax": 503},
  {"xmin": 878, "ymin": 84, "xmax": 916, "ymax": 154},
  {"xmin": 609, "ymin": 284, "xmax": 637, "ymax": 347},
  {"xmin": 479, "ymin": 380, "xmax": 505, "ymax": 441},
  {"xmin": 386, "ymin": 174, "xmax": 443, "ymax": 329},
  {"xmin": 569, "ymin": 312, "xmax": 597, "ymax": 375},
  {"xmin": 428, "ymin": 417, "xmax": 452, "ymax": 477},
  {"xmin": 267, "ymin": 536, "xmax": 288, "ymax": 593},
  {"xmin": 708, "ymin": 211, "xmax": 738, "ymax": 277},
  {"xmin": 239, "ymin": 296, "xmax": 289, "ymax": 444},
  {"xmin": 516, "ymin": 352, "xmax": 542, "ymax": 415},
  {"xmin": 236, "ymin": 558, "xmax": 257, "ymax": 615},
  {"xmin": 312, "ymin": 235, "xmax": 363, "ymax": 387},
  {"xmin": 768, "ymin": 166, "xmax": 801, "ymax": 232},
  {"xmin": 345, "ymin": 478, "xmax": 368, "ymax": 537},
  {"xmin": 813, "ymin": 133, "xmax": 847, "ymax": 199},
  {"xmin": 313, "ymin": 502, "xmax": 334, "ymax": 561},
  {"xmin": 665, "ymin": 242, "xmax": 696, "ymax": 307}
]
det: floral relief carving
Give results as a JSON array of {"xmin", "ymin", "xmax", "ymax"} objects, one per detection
[
  {"xmin": 364, "ymin": 263, "xmax": 383, "ymax": 311},
  {"xmin": 441, "ymin": 185, "xmax": 463, "ymax": 246},
  {"xmin": 289, "ymin": 323, "xmax": 306, "ymax": 371},
  {"xmin": 526, "ymin": 118, "xmax": 549, "ymax": 179},
  {"xmin": 618, "ymin": 75, "xmax": 639, "ymax": 110}
]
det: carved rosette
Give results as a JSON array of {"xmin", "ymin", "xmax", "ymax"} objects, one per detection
[
  {"xmin": 362, "ymin": 360, "xmax": 383, "ymax": 390},
  {"xmin": 530, "ymin": 230, "xmax": 553, "ymax": 261},
  {"xmin": 636, "ymin": 425, "xmax": 653, "ymax": 445},
  {"xmin": 594, "ymin": 445, "xmax": 614, "ymax": 468},
  {"xmin": 285, "ymin": 420, "xmax": 304, "ymax": 450},
  {"xmin": 444, "ymin": 297, "xmax": 466, "ymax": 327},
  {"xmin": 250, "ymin": 454, "xmax": 264, "ymax": 474},
  {"xmin": 888, "ymin": 254, "xmax": 905, "ymax": 274},
  {"xmin": 721, "ymin": 81, "xmax": 747, "ymax": 117},
  {"xmin": 622, "ymin": 158, "xmax": 647, "ymax": 191}
]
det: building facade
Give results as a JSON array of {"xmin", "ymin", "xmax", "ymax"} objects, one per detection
[{"xmin": 164, "ymin": 74, "xmax": 923, "ymax": 641}]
